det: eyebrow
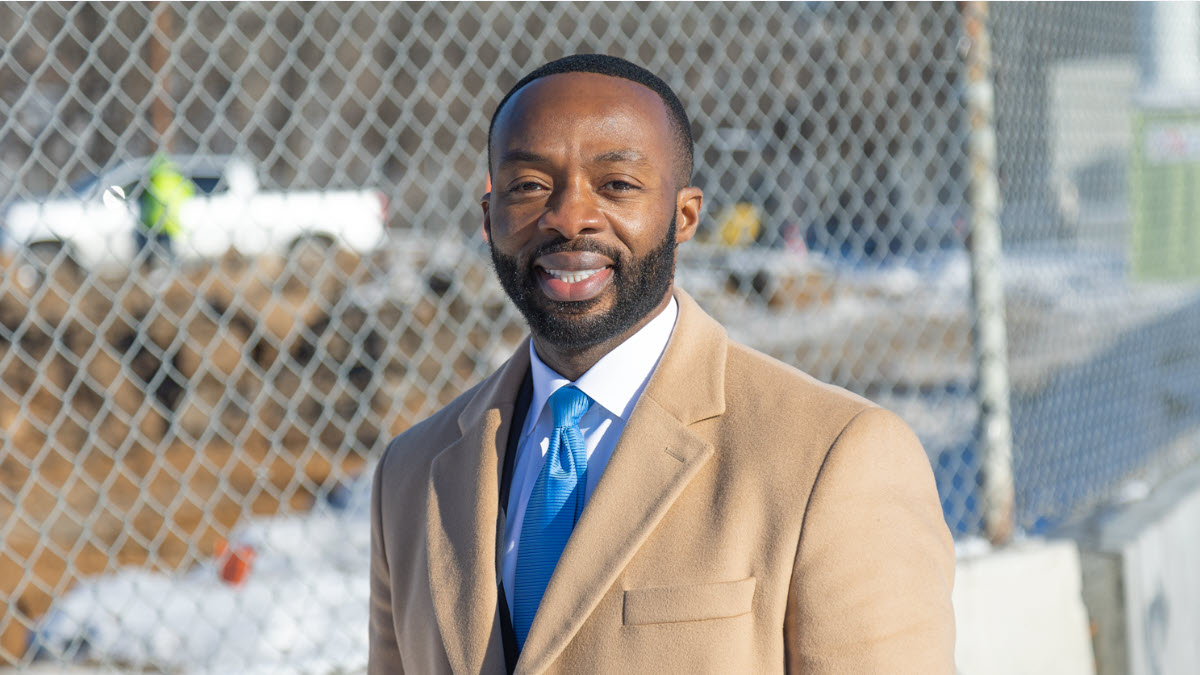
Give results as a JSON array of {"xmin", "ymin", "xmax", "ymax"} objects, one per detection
[
  {"xmin": 496, "ymin": 148, "xmax": 651, "ymax": 168},
  {"xmin": 593, "ymin": 149, "xmax": 649, "ymax": 165},
  {"xmin": 497, "ymin": 149, "xmax": 549, "ymax": 166}
]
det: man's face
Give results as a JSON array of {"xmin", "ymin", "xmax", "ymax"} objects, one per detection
[{"xmin": 484, "ymin": 72, "xmax": 699, "ymax": 351}]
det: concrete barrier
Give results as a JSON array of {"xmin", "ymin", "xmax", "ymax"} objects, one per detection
[
  {"xmin": 1073, "ymin": 458, "xmax": 1200, "ymax": 675},
  {"xmin": 954, "ymin": 539, "xmax": 1096, "ymax": 674}
]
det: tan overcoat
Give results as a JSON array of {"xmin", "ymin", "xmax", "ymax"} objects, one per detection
[{"xmin": 369, "ymin": 289, "xmax": 955, "ymax": 674}]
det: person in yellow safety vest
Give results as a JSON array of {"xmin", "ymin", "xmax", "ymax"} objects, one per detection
[
  {"xmin": 136, "ymin": 155, "xmax": 195, "ymax": 267},
  {"xmin": 715, "ymin": 201, "xmax": 762, "ymax": 247}
]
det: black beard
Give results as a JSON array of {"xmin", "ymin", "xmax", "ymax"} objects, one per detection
[{"xmin": 490, "ymin": 215, "xmax": 677, "ymax": 351}]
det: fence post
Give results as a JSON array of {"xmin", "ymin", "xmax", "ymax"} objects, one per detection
[
  {"xmin": 150, "ymin": 1, "xmax": 175, "ymax": 151},
  {"xmin": 964, "ymin": 1, "xmax": 1015, "ymax": 544}
]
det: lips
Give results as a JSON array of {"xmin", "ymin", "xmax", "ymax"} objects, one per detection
[
  {"xmin": 534, "ymin": 251, "xmax": 614, "ymax": 302},
  {"xmin": 543, "ymin": 267, "xmax": 604, "ymax": 284}
]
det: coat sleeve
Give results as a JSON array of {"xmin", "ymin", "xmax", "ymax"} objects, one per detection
[
  {"xmin": 785, "ymin": 407, "xmax": 956, "ymax": 673},
  {"xmin": 369, "ymin": 454, "xmax": 406, "ymax": 675}
]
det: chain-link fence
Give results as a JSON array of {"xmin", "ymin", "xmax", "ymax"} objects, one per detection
[
  {"xmin": 991, "ymin": 2, "xmax": 1200, "ymax": 534},
  {"xmin": 1, "ymin": 1, "xmax": 1197, "ymax": 671}
]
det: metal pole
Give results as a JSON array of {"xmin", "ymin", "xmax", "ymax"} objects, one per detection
[
  {"xmin": 963, "ymin": 1, "xmax": 1015, "ymax": 545},
  {"xmin": 150, "ymin": 2, "xmax": 174, "ymax": 151}
]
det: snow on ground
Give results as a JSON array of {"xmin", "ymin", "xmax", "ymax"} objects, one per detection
[
  {"xmin": 29, "ymin": 471, "xmax": 373, "ymax": 674},
  {"xmin": 697, "ymin": 244, "xmax": 1200, "ymax": 443},
  {"xmin": 999, "ymin": 243, "xmax": 1200, "ymax": 390}
]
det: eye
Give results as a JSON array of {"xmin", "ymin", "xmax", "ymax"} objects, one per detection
[
  {"xmin": 509, "ymin": 181, "xmax": 545, "ymax": 193},
  {"xmin": 603, "ymin": 180, "xmax": 639, "ymax": 192}
]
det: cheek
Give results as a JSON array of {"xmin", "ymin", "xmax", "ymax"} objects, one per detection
[
  {"xmin": 487, "ymin": 212, "xmax": 537, "ymax": 253},
  {"xmin": 615, "ymin": 209, "xmax": 674, "ymax": 253}
]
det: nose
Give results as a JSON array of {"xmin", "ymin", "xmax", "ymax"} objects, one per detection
[{"xmin": 538, "ymin": 180, "xmax": 604, "ymax": 239}]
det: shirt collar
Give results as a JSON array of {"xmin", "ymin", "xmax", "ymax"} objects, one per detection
[{"xmin": 526, "ymin": 296, "xmax": 678, "ymax": 431}]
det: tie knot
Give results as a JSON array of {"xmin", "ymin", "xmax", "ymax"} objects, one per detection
[{"xmin": 548, "ymin": 385, "xmax": 592, "ymax": 429}]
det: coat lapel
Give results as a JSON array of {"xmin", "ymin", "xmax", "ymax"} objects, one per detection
[
  {"xmin": 426, "ymin": 340, "xmax": 530, "ymax": 674},
  {"xmin": 516, "ymin": 289, "xmax": 729, "ymax": 674}
]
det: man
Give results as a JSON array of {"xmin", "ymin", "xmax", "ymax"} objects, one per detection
[
  {"xmin": 136, "ymin": 154, "xmax": 193, "ymax": 268},
  {"xmin": 370, "ymin": 54, "xmax": 954, "ymax": 674}
]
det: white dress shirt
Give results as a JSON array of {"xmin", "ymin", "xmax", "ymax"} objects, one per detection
[{"xmin": 500, "ymin": 297, "xmax": 678, "ymax": 613}]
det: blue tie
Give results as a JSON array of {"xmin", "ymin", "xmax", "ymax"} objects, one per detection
[{"xmin": 513, "ymin": 385, "xmax": 593, "ymax": 649}]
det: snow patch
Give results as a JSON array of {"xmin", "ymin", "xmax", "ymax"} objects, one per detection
[{"xmin": 31, "ymin": 472, "xmax": 373, "ymax": 674}]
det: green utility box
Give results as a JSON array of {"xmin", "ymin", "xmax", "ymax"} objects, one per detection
[{"xmin": 1131, "ymin": 108, "xmax": 1200, "ymax": 279}]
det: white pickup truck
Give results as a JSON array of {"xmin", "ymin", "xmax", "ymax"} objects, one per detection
[{"xmin": 2, "ymin": 155, "xmax": 389, "ymax": 271}]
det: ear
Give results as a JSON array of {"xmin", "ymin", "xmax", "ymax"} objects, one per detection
[
  {"xmin": 673, "ymin": 186, "xmax": 703, "ymax": 244},
  {"xmin": 480, "ymin": 191, "xmax": 491, "ymax": 244}
]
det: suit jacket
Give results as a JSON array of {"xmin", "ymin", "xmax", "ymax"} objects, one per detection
[{"xmin": 369, "ymin": 289, "xmax": 955, "ymax": 674}]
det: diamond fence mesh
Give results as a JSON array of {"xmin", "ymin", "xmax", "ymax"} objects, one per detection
[
  {"xmin": 991, "ymin": 2, "xmax": 1200, "ymax": 534},
  {"xmin": 0, "ymin": 1, "xmax": 1196, "ymax": 671}
]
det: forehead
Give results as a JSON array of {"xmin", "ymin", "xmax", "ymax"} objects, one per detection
[{"xmin": 492, "ymin": 72, "xmax": 675, "ymax": 161}]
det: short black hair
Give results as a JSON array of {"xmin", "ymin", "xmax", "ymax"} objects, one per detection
[{"xmin": 487, "ymin": 53, "xmax": 694, "ymax": 187}]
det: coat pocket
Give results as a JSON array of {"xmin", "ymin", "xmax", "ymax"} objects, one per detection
[{"xmin": 622, "ymin": 577, "xmax": 756, "ymax": 626}]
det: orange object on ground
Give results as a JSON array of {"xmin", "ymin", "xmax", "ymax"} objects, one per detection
[{"xmin": 213, "ymin": 536, "xmax": 256, "ymax": 586}]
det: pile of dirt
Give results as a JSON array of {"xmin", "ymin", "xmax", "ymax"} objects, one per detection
[{"xmin": 0, "ymin": 248, "xmax": 521, "ymax": 663}]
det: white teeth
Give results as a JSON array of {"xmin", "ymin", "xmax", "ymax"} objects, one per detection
[{"xmin": 545, "ymin": 268, "xmax": 602, "ymax": 284}]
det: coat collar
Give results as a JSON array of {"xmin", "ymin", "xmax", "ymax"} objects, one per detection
[
  {"xmin": 425, "ymin": 337, "xmax": 530, "ymax": 674},
  {"xmin": 425, "ymin": 288, "xmax": 728, "ymax": 674}
]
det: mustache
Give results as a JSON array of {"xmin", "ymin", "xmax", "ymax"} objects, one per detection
[{"xmin": 525, "ymin": 236, "xmax": 623, "ymax": 263}]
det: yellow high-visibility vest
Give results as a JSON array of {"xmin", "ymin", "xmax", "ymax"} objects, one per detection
[{"xmin": 139, "ymin": 159, "xmax": 195, "ymax": 238}]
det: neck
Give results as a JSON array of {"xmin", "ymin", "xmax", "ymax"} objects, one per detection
[{"xmin": 532, "ymin": 288, "xmax": 673, "ymax": 381}]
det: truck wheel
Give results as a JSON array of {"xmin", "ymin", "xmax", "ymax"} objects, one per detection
[
  {"xmin": 282, "ymin": 234, "xmax": 340, "ymax": 295},
  {"xmin": 18, "ymin": 241, "xmax": 81, "ymax": 290},
  {"xmin": 286, "ymin": 233, "xmax": 336, "ymax": 270}
]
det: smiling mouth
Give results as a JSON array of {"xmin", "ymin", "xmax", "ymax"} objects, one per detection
[
  {"xmin": 534, "ymin": 264, "xmax": 614, "ymax": 302},
  {"xmin": 542, "ymin": 267, "xmax": 605, "ymax": 284}
]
